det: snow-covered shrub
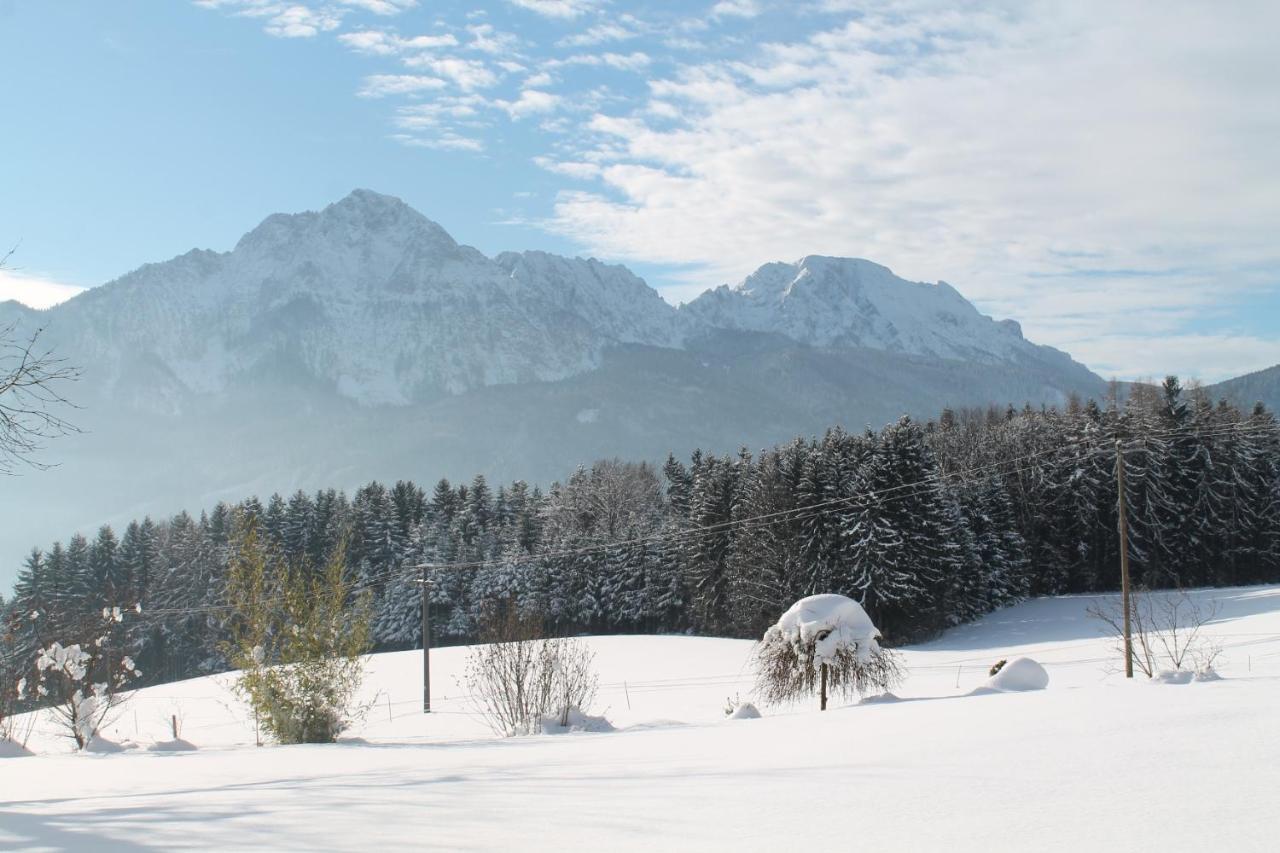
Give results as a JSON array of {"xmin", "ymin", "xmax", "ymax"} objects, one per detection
[
  {"xmin": 1193, "ymin": 666, "xmax": 1222, "ymax": 683},
  {"xmin": 539, "ymin": 707, "xmax": 614, "ymax": 734},
  {"xmin": 463, "ymin": 605, "xmax": 600, "ymax": 737},
  {"xmin": 225, "ymin": 519, "xmax": 372, "ymax": 745},
  {"xmin": 19, "ymin": 608, "xmax": 142, "ymax": 750},
  {"xmin": 754, "ymin": 594, "xmax": 904, "ymax": 711},
  {"xmin": 989, "ymin": 659, "xmax": 1007, "ymax": 677},
  {"xmin": 0, "ymin": 631, "xmax": 18, "ymax": 745},
  {"xmin": 985, "ymin": 656, "xmax": 1048, "ymax": 691}
]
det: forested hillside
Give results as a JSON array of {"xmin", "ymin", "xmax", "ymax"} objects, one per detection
[{"xmin": 4, "ymin": 377, "xmax": 1278, "ymax": 688}]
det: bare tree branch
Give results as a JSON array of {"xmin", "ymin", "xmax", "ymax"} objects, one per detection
[{"xmin": 0, "ymin": 246, "xmax": 81, "ymax": 473}]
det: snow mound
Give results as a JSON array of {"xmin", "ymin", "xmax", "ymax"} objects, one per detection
[
  {"xmin": 770, "ymin": 594, "xmax": 882, "ymax": 664},
  {"xmin": 1194, "ymin": 667, "xmax": 1223, "ymax": 683},
  {"xmin": 859, "ymin": 692, "xmax": 903, "ymax": 705},
  {"xmin": 0, "ymin": 739, "xmax": 34, "ymax": 758},
  {"xmin": 84, "ymin": 735, "xmax": 132, "ymax": 754},
  {"xmin": 1153, "ymin": 669, "xmax": 1194, "ymax": 685},
  {"xmin": 728, "ymin": 702, "xmax": 761, "ymax": 719},
  {"xmin": 985, "ymin": 657, "xmax": 1049, "ymax": 691},
  {"xmin": 148, "ymin": 738, "xmax": 198, "ymax": 753},
  {"xmin": 540, "ymin": 709, "xmax": 615, "ymax": 735}
]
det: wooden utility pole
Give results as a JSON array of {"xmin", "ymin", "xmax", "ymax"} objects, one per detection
[
  {"xmin": 419, "ymin": 564, "xmax": 432, "ymax": 713},
  {"xmin": 1116, "ymin": 438, "xmax": 1134, "ymax": 678}
]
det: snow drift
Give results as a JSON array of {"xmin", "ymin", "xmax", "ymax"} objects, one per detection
[{"xmin": 985, "ymin": 657, "xmax": 1049, "ymax": 691}]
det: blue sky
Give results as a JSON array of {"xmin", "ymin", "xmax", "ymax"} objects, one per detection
[{"xmin": 2, "ymin": 0, "xmax": 1277, "ymax": 381}]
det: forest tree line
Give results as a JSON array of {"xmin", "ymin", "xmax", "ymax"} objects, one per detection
[{"xmin": 3, "ymin": 377, "xmax": 1279, "ymax": 689}]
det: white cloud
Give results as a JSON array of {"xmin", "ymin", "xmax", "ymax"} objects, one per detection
[
  {"xmin": 501, "ymin": 89, "xmax": 562, "ymax": 119},
  {"xmin": 558, "ymin": 23, "xmax": 637, "ymax": 48},
  {"xmin": 194, "ymin": 1, "xmax": 342, "ymax": 38},
  {"xmin": 536, "ymin": 1, "xmax": 1280, "ymax": 380},
  {"xmin": 391, "ymin": 132, "xmax": 485, "ymax": 151},
  {"xmin": 534, "ymin": 156, "xmax": 602, "ymax": 180},
  {"xmin": 506, "ymin": 0, "xmax": 599, "ymax": 19},
  {"xmin": 338, "ymin": 30, "xmax": 458, "ymax": 55},
  {"xmin": 403, "ymin": 55, "xmax": 500, "ymax": 90},
  {"xmin": 263, "ymin": 4, "xmax": 342, "ymax": 37},
  {"xmin": 357, "ymin": 74, "xmax": 447, "ymax": 97},
  {"xmin": 552, "ymin": 51, "xmax": 651, "ymax": 72},
  {"xmin": 710, "ymin": 0, "xmax": 761, "ymax": 18},
  {"xmin": 467, "ymin": 24, "xmax": 520, "ymax": 56},
  {"xmin": 0, "ymin": 271, "xmax": 86, "ymax": 310},
  {"xmin": 339, "ymin": 0, "xmax": 416, "ymax": 14}
]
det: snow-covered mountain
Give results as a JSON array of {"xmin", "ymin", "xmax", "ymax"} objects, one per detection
[
  {"xmin": 7, "ymin": 190, "xmax": 682, "ymax": 406},
  {"xmin": 1, "ymin": 190, "xmax": 1091, "ymax": 410},
  {"xmin": 685, "ymin": 255, "xmax": 1059, "ymax": 367},
  {"xmin": 0, "ymin": 189, "xmax": 1109, "ymax": 588}
]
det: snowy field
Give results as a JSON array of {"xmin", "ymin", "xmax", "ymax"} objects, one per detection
[{"xmin": 4, "ymin": 586, "xmax": 1280, "ymax": 851}]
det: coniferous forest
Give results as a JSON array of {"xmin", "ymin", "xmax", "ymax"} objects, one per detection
[{"xmin": 4, "ymin": 377, "xmax": 1279, "ymax": 689}]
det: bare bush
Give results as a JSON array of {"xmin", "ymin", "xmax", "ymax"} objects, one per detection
[
  {"xmin": 463, "ymin": 605, "xmax": 599, "ymax": 736},
  {"xmin": 0, "ymin": 244, "xmax": 80, "ymax": 474},
  {"xmin": 1088, "ymin": 588, "xmax": 1221, "ymax": 677}
]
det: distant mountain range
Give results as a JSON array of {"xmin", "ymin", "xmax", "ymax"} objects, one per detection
[{"xmin": 0, "ymin": 189, "xmax": 1195, "ymax": 585}]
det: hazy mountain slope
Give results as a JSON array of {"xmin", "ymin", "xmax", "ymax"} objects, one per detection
[
  {"xmin": 1207, "ymin": 364, "xmax": 1280, "ymax": 413},
  {"xmin": 0, "ymin": 190, "xmax": 1111, "ymax": 587}
]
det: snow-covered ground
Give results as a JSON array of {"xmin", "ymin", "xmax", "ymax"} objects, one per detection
[{"xmin": 4, "ymin": 586, "xmax": 1280, "ymax": 851}]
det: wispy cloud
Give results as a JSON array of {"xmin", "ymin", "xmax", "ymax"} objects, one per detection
[
  {"xmin": 358, "ymin": 73, "xmax": 446, "ymax": 97},
  {"xmin": 391, "ymin": 131, "xmax": 484, "ymax": 151},
  {"xmin": 505, "ymin": 0, "xmax": 599, "ymax": 19},
  {"xmin": 466, "ymin": 24, "xmax": 521, "ymax": 55},
  {"xmin": 402, "ymin": 55, "xmax": 500, "ymax": 90},
  {"xmin": 192, "ymin": 0, "xmax": 1280, "ymax": 380},
  {"xmin": 500, "ymin": 89, "xmax": 562, "ymax": 119},
  {"xmin": 338, "ymin": 29, "xmax": 457, "ymax": 55},
  {"xmin": 195, "ymin": 0, "xmax": 414, "ymax": 38},
  {"xmin": 550, "ymin": 51, "xmax": 651, "ymax": 72},
  {"xmin": 710, "ymin": 0, "xmax": 761, "ymax": 19},
  {"xmin": 194, "ymin": 1, "xmax": 342, "ymax": 38},
  {"xmin": 533, "ymin": 1, "xmax": 1280, "ymax": 380},
  {"xmin": 557, "ymin": 22, "xmax": 637, "ymax": 48},
  {"xmin": 339, "ymin": 0, "xmax": 417, "ymax": 14}
]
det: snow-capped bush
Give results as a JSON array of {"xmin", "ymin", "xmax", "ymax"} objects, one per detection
[
  {"xmin": 754, "ymin": 594, "xmax": 904, "ymax": 710},
  {"xmin": 20, "ymin": 610, "xmax": 143, "ymax": 750},
  {"xmin": 985, "ymin": 657, "xmax": 1049, "ymax": 691}
]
